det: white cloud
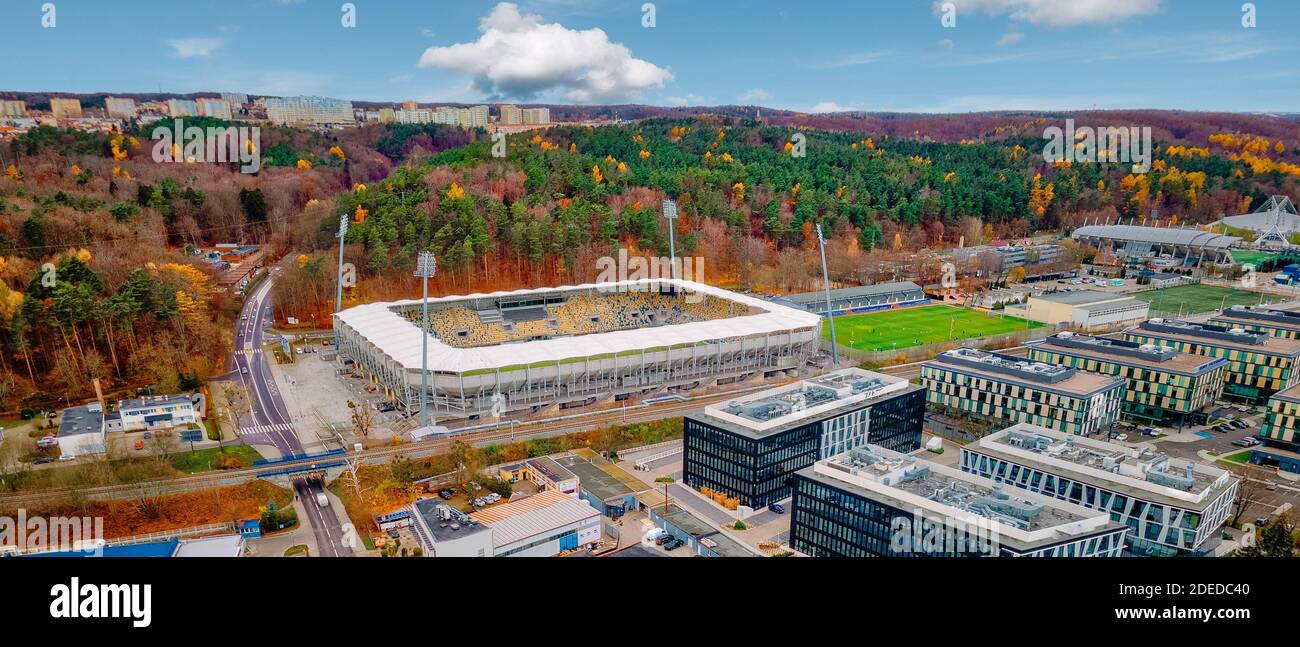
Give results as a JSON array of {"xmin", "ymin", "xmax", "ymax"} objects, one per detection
[
  {"xmin": 809, "ymin": 101, "xmax": 858, "ymax": 113},
  {"xmin": 936, "ymin": 38, "xmax": 955, "ymax": 49},
  {"xmin": 166, "ymin": 37, "xmax": 223, "ymax": 58},
  {"xmin": 420, "ymin": 27, "xmax": 434, "ymax": 38},
  {"xmin": 667, "ymin": 93, "xmax": 705, "ymax": 107},
  {"xmin": 417, "ymin": 2, "xmax": 672, "ymax": 103},
  {"xmin": 738, "ymin": 88, "xmax": 771, "ymax": 102},
  {"xmin": 996, "ymin": 32, "xmax": 1024, "ymax": 46},
  {"xmin": 815, "ymin": 50, "xmax": 890, "ymax": 69},
  {"xmin": 936, "ymin": 0, "xmax": 1162, "ymax": 27}
]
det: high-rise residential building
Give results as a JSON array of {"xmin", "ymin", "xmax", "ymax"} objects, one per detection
[
  {"xmin": 167, "ymin": 99, "xmax": 199, "ymax": 117},
  {"xmin": 402, "ymin": 100, "xmax": 419, "ymax": 111},
  {"xmin": 458, "ymin": 105, "xmax": 489, "ymax": 128},
  {"xmin": 432, "ymin": 107, "xmax": 459, "ymax": 125},
  {"xmin": 396, "ymin": 109, "xmax": 434, "ymax": 124},
  {"xmin": 499, "ymin": 104, "xmax": 522, "ymax": 125},
  {"xmin": 1025, "ymin": 332, "xmax": 1228, "ymax": 427},
  {"xmin": 220, "ymin": 92, "xmax": 249, "ymax": 106},
  {"xmin": 961, "ymin": 423, "xmax": 1239, "ymax": 556},
  {"xmin": 197, "ymin": 98, "xmax": 232, "ymax": 120},
  {"xmin": 49, "ymin": 97, "xmax": 82, "ymax": 119},
  {"xmin": 922, "ymin": 347, "xmax": 1125, "ymax": 437},
  {"xmin": 378, "ymin": 108, "xmax": 396, "ymax": 124},
  {"xmin": 265, "ymin": 96, "xmax": 355, "ymax": 127},
  {"xmin": 1123, "ymin": 318, "xmax": 1300, "ymax": 404},
  {"xmin": 0, "ymin": 100, "xmax": 26, "ymax": 116},
  {"xmin": 790, "ymin": 444, "xmax": 1128, "ymax": 557},
  {"xmin": 683, "ymin": 368, "xmax": 925, "ymax": 508},
  {"xmin": 522, "ymin": 107, "xmax": 550, "ymax": 125},
  {"xmin": 104, "ymin": 97, "xmax": 137, "ymax": 118}
]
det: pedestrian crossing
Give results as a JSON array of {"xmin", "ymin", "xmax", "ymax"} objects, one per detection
[
  {"xmin": 239, "ymin": 349, "xmax": 261, "ymax": 359},
  {"xmin": 238, "ymin": 423, "xmax": 294, "ymax": 437}
]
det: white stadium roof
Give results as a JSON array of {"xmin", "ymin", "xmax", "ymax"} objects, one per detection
[
  {"xmin": 1072, "ymin": 225, "xmax": 1240, "ymax": 250},
  {"xmin": 333, "ymin": 278, "xmax": 822, "ymax": 374}
]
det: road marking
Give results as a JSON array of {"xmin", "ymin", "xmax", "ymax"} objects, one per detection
[{"xmin": 238, "ymin": 423, "xmax": 295, "ymax": 437}]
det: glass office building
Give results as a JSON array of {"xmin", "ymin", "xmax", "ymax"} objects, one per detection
[
  {"xmin": 683, "ymin": 368, "xmax": 924, "ymax": 508},
  {"xmin": 789, "ymin": 445, "xmax": 1128, "ymax": 557}
]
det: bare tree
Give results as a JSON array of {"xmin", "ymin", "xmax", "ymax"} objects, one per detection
[
  {"xmin": 1230, "ymin": 465, "xmax": 1267, "ymax": 528},
  {"xmin": 348, "ymin": 400, "xmax": 375, "ymax": 438}
]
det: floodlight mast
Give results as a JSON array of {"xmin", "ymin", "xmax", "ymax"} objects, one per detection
[
  {"xmin": 817, "ymin": 224, "xmax": 839, "ymax": 365},
  {"xmin": 414, "ymin": 251, "xmax": 437, "ymax": 428},
  {"xmin": 663, "ymin": 199, "xmax": 678, "ymax": 281}
]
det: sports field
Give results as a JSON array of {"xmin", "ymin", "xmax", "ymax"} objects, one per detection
[
  {"xmin": 823, "ymin": 305, "xmax": 1042, "ymax": 352},
  {"xmin": 1132, "ymin": 283, "xmax": 1284, "ymax": 316}
]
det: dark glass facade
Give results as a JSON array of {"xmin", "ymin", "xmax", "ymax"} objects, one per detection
[{"xmin": 683, "ymin": 387, "xmax": 924, "ymax": 507}]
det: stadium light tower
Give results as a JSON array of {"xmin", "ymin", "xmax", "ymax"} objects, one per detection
[
  {"xmin": 335, "ymin": 213, "xmax": 348, "ymax": 314},
  {"xmin": 662, "ymin": 199, "xmax": 678, "ymax": 280},
  {"xmin": 817, "ymin": 224, "xmax": 839, "ymax": 365},
  {"xmin": 414, "ymin": 251, "xmax": 437, "ymax": 429}
]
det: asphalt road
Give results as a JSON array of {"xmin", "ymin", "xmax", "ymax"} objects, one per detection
[
  {"xmin": 231, "ymin": 272, "xmax": 304, "ymax": 456},
  {"xmin": 293, "ymin": 477, "xmax": 354, "ymax": 557}
]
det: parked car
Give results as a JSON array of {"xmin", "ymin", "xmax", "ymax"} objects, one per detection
[
  {"xmin": 1255, "ymin": 516, "xmax": 1270, "ymax": 527},
  {"xmin": 645, "ymin": 528, "xmax": 667, "ymax": 542},
  {"xmin": 36, "ymin": 436, "xmax": 58, "ymax": 449},
  {"xmin": 655, "ymin": 533, "xmax": 674, "ymax": 546},
  {"xmin": 1230, "ymin": 420, "xmax": 1248, "ymax": 429},
  {"xmin": 241, "ymin": 366, "xmax": 249, "ymax": 375},
  {"xmin": 768, "ymin": 502, "xmax": 785, "ymax": 514},
  {"xmin": 663, "ymin": 538, "xmax": 684, "ymax": 551},
  {"xmin": 437, "ymin": 489, "xmax": 455, "ymax": 500},
  {"xmin": 1113, "ymin": 433, "xmax": 1128, "ymax": 441},
  {"xmin": 1266, "ymin": 481, "xmax": 1279, "ymax": 491},
  {"xmin": 1141, "ymin": 427, "xmax": 1159, "ymax": 436},
  {"xmin": 33, "ymin": 457, "xmax": 53, "ymax": 465}
]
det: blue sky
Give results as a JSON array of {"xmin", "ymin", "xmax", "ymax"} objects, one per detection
[{"xmin": 2, "ymin": 0, "xmax": 1298, "ymax": 112}]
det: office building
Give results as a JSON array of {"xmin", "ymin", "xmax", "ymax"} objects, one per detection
[
  {"xmin": 265, "ymin": 96, "xmax": 355, "ymax": 127},
  {"xmin": 220, "ymin": 92, "xmax": 249, "ymax": 106},
  {"xmin": 1123, "ymin": 318, "xmax": 1300, "ymax": 404},
  {"xmin": 167, "ymin": 99, "xmax": 198, "ymax": 117},
  {"xmin": 1013, "ymin": 289, "xmax": 1150, "ymax": 332},
  {"xmin": 49, "ymin": 97, "xmax": 82, "ymax": 119},
  {"xmin": 104, "ymin": 97, "xmax": 136, "ymax": 118},
  {"xmin": 197, "ymin": 98, "xmax": 232, "ymax": 120},
  {"xmin": 922, "ymin": 347, "xmax": 1125, "ymax": 437},
  {"xmin": 1260, "ymin": 383, "xmax": 1300, "ymax": 451},
  {"xmin": 499, "ymin": 104, "xmax": 522, "ymax": 125},
  {"xmin": 0, "ymin": 100, "xmax": 27, "ymax": 116},
  {"xmin": 683, "ymin": 368, "xmax": 925, "ymax": 508},
  {"xmin": 961, "ymin": 423, "xmax": 1239, "ymax": 556},
  {"xmin": 790, "ymin": 444, "xmax": 1128, "ymax": 557},
  {"xmin": 1026, "ymin": 332, "xmax": 1227, "ymax": 427},
  {"xmin": 1211, "ymin": 304, "xmax": 1300, "ymax": 340},
  {"xmin": 109, "ymin": 394, "xmax": 200, "ymax": 433}
]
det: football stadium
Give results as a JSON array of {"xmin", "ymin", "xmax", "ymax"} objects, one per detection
[{"xmin": 333, "ymin": 279, "xmax": 823, "ymax": 420}]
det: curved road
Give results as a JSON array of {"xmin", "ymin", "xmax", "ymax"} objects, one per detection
[{"xmin": 231, "ymin": 272, "xmax": 304, "ymax": 456}]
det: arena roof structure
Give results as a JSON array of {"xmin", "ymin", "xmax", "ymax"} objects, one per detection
[
  {"xmin": 1219, "ymin": 195, "xmax": 1300, "ymax": 245},
  {"xmin": 333, "ymin": 278, "xmax": 821, "ymax": 374},
  {"xmin": 1072, "ymin": 225, "xmax": 1240, "ymax": 250}
]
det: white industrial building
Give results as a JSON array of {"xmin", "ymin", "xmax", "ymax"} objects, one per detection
[{"xmin": 410, "ymin": 490, "xmax": 601, "ymax": 557}]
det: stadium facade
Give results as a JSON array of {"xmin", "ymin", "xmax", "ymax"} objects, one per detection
[
  {"xmin": 333, "ymin": 279, "xmax": 823, "ymax": 420},
  {"xmin": 1070, "ymin": 224, "xmax": 1239, "ymax": 266}
]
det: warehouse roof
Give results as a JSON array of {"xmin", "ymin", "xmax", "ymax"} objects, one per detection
[
  {"xmin": 470, "ymin": 490, "xmax": 600, "ymax": 549},
  {"xmin": 1073, "ymin": 225, "xmax": 1240, "ymax": 250},
  {"xmin": 333, "ymin": 279, "xmax": 821, "ymax": 374}
]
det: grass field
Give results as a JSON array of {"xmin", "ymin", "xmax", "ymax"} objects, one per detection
[
  {"xmin": 1230, "ymin": 250, "xmax": 1279, "ymax": 267},
  {"xmin": 823, "ymin": 305, "xmax": 1043, "ymax": 352},
  {"xmin": 1132, "ymin": 284, "xmax": 1284, "ymax": 316}
]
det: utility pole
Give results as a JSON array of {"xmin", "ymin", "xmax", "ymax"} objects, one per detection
[
  {"xmin": 817, "ymin": 224, "xmax": 839, "ymax": 365},
  {"xmin": 335, "ymin": 213, "xmax": 349, "ymax": 314},
  {"xmin": 414, "ymin": 251, "xmax": 437, "ymax": 429},
  {"xmin": 662, "ymin": 199, "xmax": 678, "ymax": 281}
]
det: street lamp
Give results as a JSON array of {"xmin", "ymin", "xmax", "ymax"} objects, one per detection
[
  {"xmin": 662, "ymin": 199, "xmax": 678, "ymax": 281},
  {"xmin": 414, "ymin": 251, "xmax": 437, "ymax": 429},
  {"xmin": 817, "ymin": 224, "xmax": 839, "ymax": 366},
  {"xmin": 335, "ymin": 213, "xmax": 349, "ymax": 314}
]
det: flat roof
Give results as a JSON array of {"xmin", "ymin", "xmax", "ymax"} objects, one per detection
[
  {"xmin": 334, "ymin": 278, "xmax": 821, "ymax": 374},
  {"xmin": 525, "ymin": 456, "xmax": 576, "ymax": 483},
  {"xmin": 58, "ymin": 404, "xmax": 104, "ymax": 437},
  {"xmin": 1029, "ymin": 332, "xmax": 1225, "ymax": 375},
  {"xmin": 470, "ymin": 490, "xmax": 600, "ymax": 548},
  {"xmin": 778, "ymin": 281, "xmax": 922, "ymax": 305},
  {"xmin": 926, "ymin": 347, "xmax": 1123, "ymax": 397},
  {"xmin": 1127, "ymin": 319, "xmax": 1300, "ymax": 356},
  {"xmin": 699, "ymin": 368, "xmax": 912, "ymax": 436},
  {"xmin": 1271, "ymin": 382, "xmax": 1300, "ymax": 405},
  {"xmin": 1213, "ymin": 305, "xmax": 1300, "ymax": 332},
  {"xmin": 1073, "ymin": 224, "xmax": 1240, "ymax": 250},
  {"xmin": 555, "ymin": 455, "xmax": 640, "ymax": 501},
  {"xmin": 118, "ymin": 394, "xmax": 194, "ymax": 411},
  {"xmin": 655, "ymin": 504, "xmax": 756, "ymax": 557},
  {"xmin": 802, "ymin": 445, "xmax": 1121, "ymax": 552},
  {"xmin": 968, "ymin": 423, "xmax": 1237, "ymax": 511},
  {"xmin": 1032, "ymin": 289, "xmax": 1132, "ymax": 306},
  {"xmin": 411, "ymin": 498, "xmax": 491, "ymax": 543}
]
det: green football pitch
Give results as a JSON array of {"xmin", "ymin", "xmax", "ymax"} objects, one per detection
[
  {"xmin": 1132, "ymin": 283, "xmax": 1284, "ymax": 316},
  {"xmin": 822, "ymin": 305, "xmax": 1043, "ymax": 352}
]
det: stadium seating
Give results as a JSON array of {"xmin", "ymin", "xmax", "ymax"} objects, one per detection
[{"xmin": 403, "ymin": 289, "xmax": 752, "ymax": 348}]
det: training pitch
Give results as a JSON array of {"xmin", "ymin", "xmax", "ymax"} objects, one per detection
[
  {"xmin": 1132, "ymin": 283, "xmax": 1283, "ymax": 316},
  {"xmin": 822, "ymin": 304, "xmax": 1042, "ymax": 352}
]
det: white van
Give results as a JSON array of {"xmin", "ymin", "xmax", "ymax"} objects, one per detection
[{"xmin": 315, "ymin": 493, "xmax": 329, "ymax": 508}]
